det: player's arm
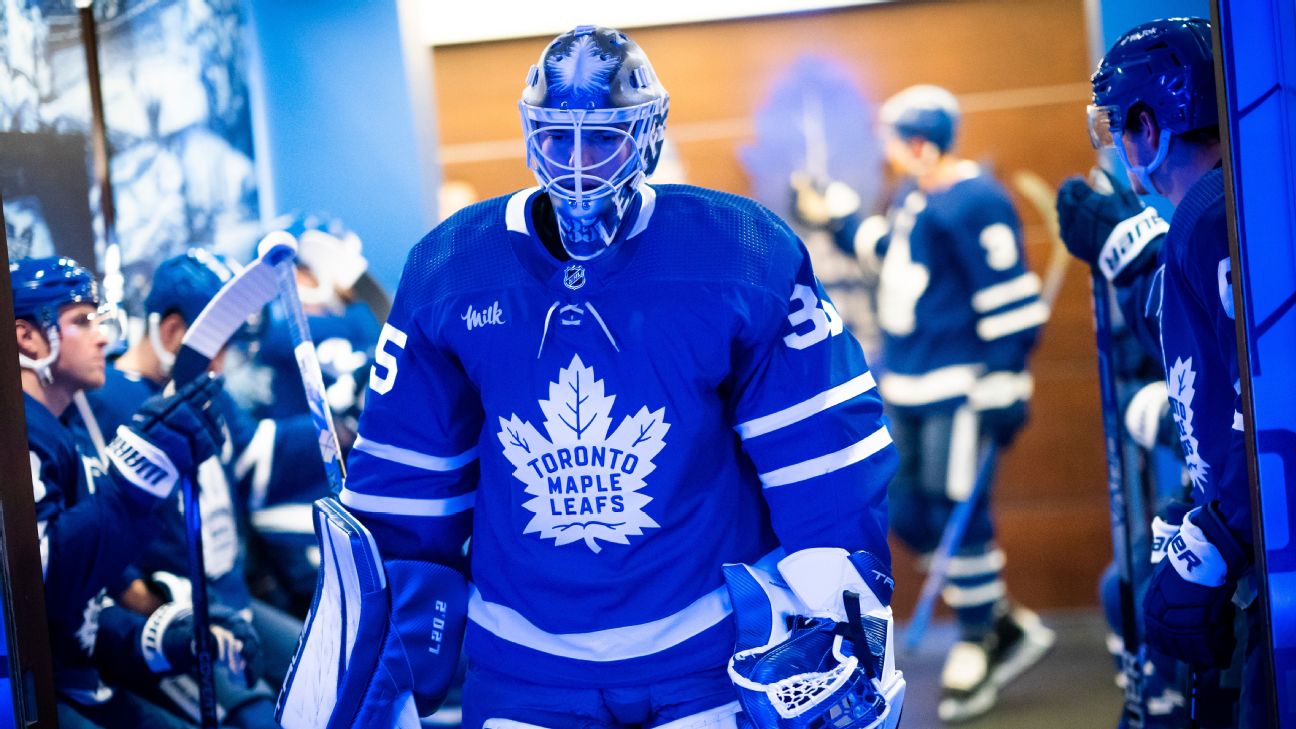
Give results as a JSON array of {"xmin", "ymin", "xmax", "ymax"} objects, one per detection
[
  {"xmin": 948, "ymin": 189, "xmax": 1046, "ymax": 444},
  {"xmin": 727, "ymin": 226, "xmax": 902, "ymax": 726},
  {"xmin": 328, "ymin": 242, "xmax": 481, "ymax": 715},
  {"xmin": 790, "ymin": 174, "xmax": 890, "ymax": 276},
  {"xmin": 35, "ymin": 377, "xmax": 224, "ymax": 638},
  {"xmin": 731, "ymin": 242, "xmax": 896, "ymax": 562}
]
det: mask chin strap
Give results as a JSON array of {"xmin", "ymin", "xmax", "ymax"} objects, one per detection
[
  {"xmin": 19, "ymin": 325, "xmax": 60, "ymax": 385},
  {"xmin": 147, "ymin": 312, "xmax": 176, "ymax": 377},
  {"xmin": 1113, "ymin": 128, "xmax": 1172, "ymax": 194}
]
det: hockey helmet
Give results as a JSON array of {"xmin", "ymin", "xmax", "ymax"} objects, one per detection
[
  {"xmin": 285, "ymin": 212, "xmax": 368, "ymax": 301},
  {"xmin": 1088, "ymin": 18, "xmax": 1216, "ymax": 187},
  {"xmin": 145, "ymin": 248, "xmax": 240, "ymax": 325},
  {"xmin": 878, "ymin": 85, "xmax": 960, "ymax": 154},
  {"xmin": 11, "ymin": 256, "xmax": 99, "ymax": 329},
  {"xmin": 520, "ymin": 25, "xmax": 669, "ymax": 260},
  {"xmin": 10, "ymin": 256, "xmax": 101, "ymax": 380}
]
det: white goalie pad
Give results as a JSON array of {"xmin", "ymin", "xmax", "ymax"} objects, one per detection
[{"xmin": 275, "ymin": 497, "xmax": 419, "ymax": 729}]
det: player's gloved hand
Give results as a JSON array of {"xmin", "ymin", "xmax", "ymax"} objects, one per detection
[
  {"xmin": 141, "ymin": 602, "xmax": 263, "ymax": 687},
  {"xmin": 791, "ymin": 172, "xmax": 861, "ymax": 234},
  {"xmin": 969, "ymin": 371, "xmax": 1033, "ymax": 446},
  {"xmin": 1143, "ymin": 502, "xmax": 1251, "ymax": 668},
  {"xmin": 106, "ymin": 375, "xmax": 225, "ymax": 499},
  {"xmin": 723, "ymin": 549, "xmax": 905, "ymax": 729},
  {"xmin": 1056, "ymin": 169, "xmax": 1167, "ymax": 283}
]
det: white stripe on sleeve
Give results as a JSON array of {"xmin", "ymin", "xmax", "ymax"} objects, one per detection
[
  {"xmin": 971, "ymin": 272, "xmax": 1041, "ymax": 313},
  {"xmin": 977, "ymin": 301, "xmax": 1050, "ymax": 341},
  {"xmin": 353, "ymin": 435, "xmax": 478, "ymax": 472},
  {"xmin": 339, "ymin": 488, "xmax": 476, "ymax": 517},
  {"xmin": 735, "ymin": 372, "xmax": 877, "ymax": 440},
  {"xmin": 758, "ymin": 425, "xmax": 893, "ymax": 488}
]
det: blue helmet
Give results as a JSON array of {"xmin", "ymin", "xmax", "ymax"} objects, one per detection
[
  {"xmin": 1088, "ymin": 18, "xmax": 1215, "ymax": 189},
  {"xmin": 10, "ymin": 256, "xmax": 99, "ymax": 329},
  {"xmin": 520, "ymin": 26, "xmax": 669, "ymax": 260},
  {"xmin": 878, "ymin": 85, "xmax": 960, "ymax": 153},
  {"xmin": 144, "ymin": 248, "xmax": 239, "ymax": 325}
]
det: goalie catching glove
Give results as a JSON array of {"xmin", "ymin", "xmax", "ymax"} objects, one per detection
[{"xmin": 723, "ymin": 548, "xmax": 904, "ymax": 729}]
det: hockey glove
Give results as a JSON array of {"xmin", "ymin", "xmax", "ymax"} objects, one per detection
[
  {"xmin": 106, "ymin": 375, "xmax": 225, "ymax": 500},
  {"xmin": 791, "ymin": 173, "xmax": 861, "ymax": 235},
  {"xmin": 969, "ymin": 371, "xmax": 1033, "ymax": 446},
  {"xmin": 723, "ymin": 549, "xmax": 905, "ymax": 729},
  {"xmin": 1143, "ymin": 502, "xmax": 1251, "ymax": 668},
  {"xmin": 1056, "ymin": 169, "xmax": 1167, "ymax": 284},
  {"xmin": 1149, "ymin": 500, "xmax": 1192, "ymax": 565},
  {"xmin": 141, "ymin": 602, "xmax": 263, "ymax": 687}
]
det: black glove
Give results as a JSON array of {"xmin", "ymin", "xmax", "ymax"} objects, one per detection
[
  {"xmin": 1056, "ymin": 169, "xmax": 1167, "ymax": 283},
  {"xmin": 970, "ymin": 371, "xmax": 1032, "ymax": 446},
  {"xmin": 790, "ymin": 172, "xmax": 860, "ymax": 235},
  {"xmin": 141, "ymin": 602, "xmax": 263, "ymax": 687},
  {"xmin": 106, "ymin": 375, "xmax": 225, "ymax": 497},
  {"xmin": 1143, "ymin": 502, "xmax": 1250, "ymax": 668}
]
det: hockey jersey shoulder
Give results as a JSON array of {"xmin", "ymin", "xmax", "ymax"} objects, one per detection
[
  {"xmin": 395, "ymin": 192, "xmax": 533, "ymax": 313},
  {"xmin": 931, "ymin": 168, "xmax": 1016, "ymax": 223},
  {"xmin": 627, "ymin": 183, "xmax": 804, "ymax": 295},
  {"xmin": 1166, "ymin": 168, "xmax": 1227, "ymax": 280}
]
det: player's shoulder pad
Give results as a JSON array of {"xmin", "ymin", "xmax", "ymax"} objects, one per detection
[
  {"xmin": 632, "ymin": 184, "xmax": 805, "ymax": 291},
  {"xmin": 938, "ymin": 169, "xmax": 1015, "ymax": 217},
  {"xmin": 395, "ymin": 193, "xmax": 532, "ymax": 310}
]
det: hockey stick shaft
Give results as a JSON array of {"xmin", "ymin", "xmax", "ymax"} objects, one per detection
[
  {"xmin": 165, "ymin": 244, "xmax": 288, "ymax": 727},
  {"xmin": 1093, "ymin": 273, "xmax": 1145, "ymax": 729},
  {"xmin": 259, "ymin": 234, "xmax": 347, "ymax": 493},
  {"xmin": 904, "ymin": 442, "xmax": 998, "ymax": 650}
]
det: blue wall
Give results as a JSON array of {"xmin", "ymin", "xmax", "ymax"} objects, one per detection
[
  {"xmin": 1097, "ymin": 0, "xmax": 1208, "ymax": 50},
  {"xmin": 243, "ymin": 0, "xmax": 438, "ymax": 294}
]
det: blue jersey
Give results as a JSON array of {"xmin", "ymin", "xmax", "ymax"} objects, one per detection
[
  {"xmin": 1122, "ymin": 169, "xmax": 1248, "ymax": 538},
  {"xmin": 25, "ymin": 393, "xmax": 170, "ymax": 697},
  {"xmin": 847, "ymin": 165, "xmax": 1046, "ymax": 410},
  {"xmin": 345, "ymin": 184, "xmax": 896, "ymax": 687},
  {"xmin": 72, "ymin": 366, "xmax": 251, "ymax": 610}
]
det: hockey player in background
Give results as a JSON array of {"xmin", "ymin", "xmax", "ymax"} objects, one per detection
[
  {"xmin": 12, "ymin": 256, "xmax": 246, "ymax": 728},
  {"xmin": 68, "ymin": 250, "xmax": 308, "ymax": 726},
  {"xmin": 1057, "ymin": 17, "xmax": 1266, "ymax": 728},
  {"xmin": 297, "ymin": 25, "xmax": 905, "ymax": 728},
  {"xmin": 793, "ymin": 84, "xmax": 1055, "ymax": 722}
]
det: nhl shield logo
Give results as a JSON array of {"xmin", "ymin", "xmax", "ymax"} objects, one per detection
[{"xmin": 564, "ymin": 265, "xmax": 586, "ymax": 290}]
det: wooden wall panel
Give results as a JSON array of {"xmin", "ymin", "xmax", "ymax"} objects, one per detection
[{"xmin": 433, "ymin": 0, "xmax": 1117, "ymax": 612}]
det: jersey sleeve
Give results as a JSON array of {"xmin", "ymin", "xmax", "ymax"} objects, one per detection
[
  {"xmin": 946, "ymin": 187, "xmax": 1047, "ymax": 372},
  {"xmin": 730, "ymin": 235, "xmax": 897, "ymax": 565},
  {"xmin": 342, "ymin": 238, "xmax": 483, "ymax": 569}
]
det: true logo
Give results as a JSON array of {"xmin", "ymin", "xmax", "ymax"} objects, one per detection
[
  {"xmin": 564, "ymin": 265, "xmax": 586, "ymax": 290},
  {"xmin": 462, "ymin": 301, "xmax": 505, "ymax": 330},
  {"xmin": 497, "ymin": 354, "xmax": 669, "ymax": 553}
]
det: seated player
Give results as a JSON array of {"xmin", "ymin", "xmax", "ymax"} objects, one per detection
[{"xmin": 13, "ymin": 256, "xmax": 248, "ymax": 728}]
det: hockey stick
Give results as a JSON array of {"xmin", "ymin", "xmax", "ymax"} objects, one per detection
[
  {"xmin": 255, "ymin": 232, "xmax": 348, "ymax": 494},
  {"xmin": 904, "ymin": 442, "xmax": 998, "ymax": 650},
  {"xmin": 1093, "ymin": 271, "xmax": 1145, "ymax": 729},
  {"xmin": 903, "ymin": 172, "xmax": 1071, "ymax": 649},
  {"xmin": 166, "ymin": 239, "xmax": 295, "ymax": 727}
]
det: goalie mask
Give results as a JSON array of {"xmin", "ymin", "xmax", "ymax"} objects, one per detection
[{"xmin": 520, "ymin": 26, "xmax": 669, "ymax": 260}]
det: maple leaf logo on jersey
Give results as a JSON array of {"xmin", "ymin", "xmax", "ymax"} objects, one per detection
[
  {"xmin": 497, "ymin": 354, "xmax": 668, "ymax": 553},
  {"xmin": 1168, "ymin": 357, "xmax": 1210, "ymax": 491}
]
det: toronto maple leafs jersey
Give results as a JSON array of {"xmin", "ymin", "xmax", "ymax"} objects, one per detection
[
  {"xmin": 841, "ymin": 164, "xmax": 1046, "ymax": 411},
  {"xmin": 1121, "ymin": 169, "xmax": 1249, "ymax": 539},
  {"xmin": 25, "ymin": 393, "xmax": 170, "ymax": 696},
  {"xmin": 344, "ymin": 183, "xmax": 896, "ymax": 687}
]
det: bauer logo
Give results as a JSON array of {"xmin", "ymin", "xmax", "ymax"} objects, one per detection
[
  {"xmin": 462, "ymin": 301, "xmax": 505, "ymax": 330},
  {"xmin": 497, "ymin": 354, "xmax": 668, "ymax": 553},
  {"xmin": 564, "ymin": 264, "xmax": 586, "ymax": 290}
]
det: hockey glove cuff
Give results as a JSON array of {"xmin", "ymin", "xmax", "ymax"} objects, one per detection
[
  {"xmin": 141, "ymin": 602, "xmax": 261, "ymax": 684},
  {"xmin": 1168, "ymin": 502, "xmax": 1251, "ymax": 587},
  {"xmin": 778, "ymin": 548, "xmax": 895, "ymax": 621},
  {"xmin": 1149, "ymin": 501, "xmax": 1191, "ymax": 565},
  {"xmin": 107, "ymin": 375, "xmax": 224, "ymax": 500}
]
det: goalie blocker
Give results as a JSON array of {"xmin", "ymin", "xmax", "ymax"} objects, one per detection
[{"xmin": 276, "ymin": 498, "xmax": 468, "ymax": 728}]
